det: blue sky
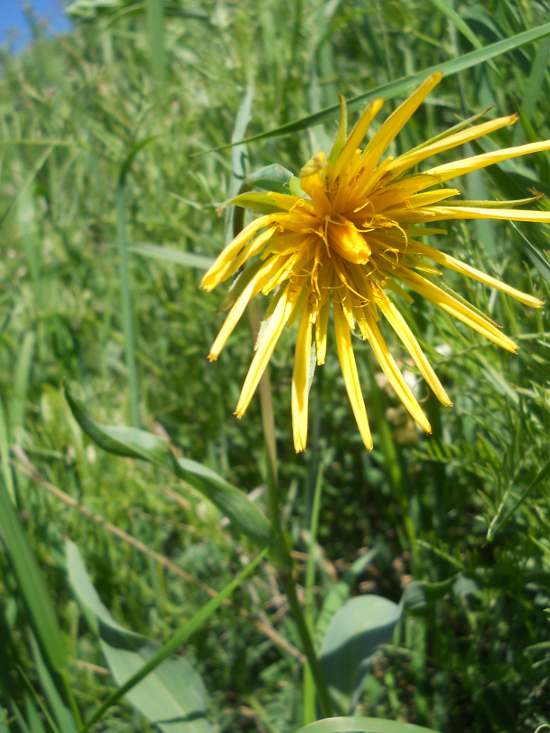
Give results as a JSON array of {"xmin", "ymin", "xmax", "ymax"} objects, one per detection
[{"xmin": 1, "ymin": 0, "xmax": 71, "ymax": 49}]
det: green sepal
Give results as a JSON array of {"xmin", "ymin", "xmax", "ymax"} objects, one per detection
[{"xmin": 220, "ymin": 192, "xmax": 287, "ymax": 215}]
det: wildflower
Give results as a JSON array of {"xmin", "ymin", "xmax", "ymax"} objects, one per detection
[{"xmin": 202, "ymin": 73, "xmax": 549, "ymax": 452}]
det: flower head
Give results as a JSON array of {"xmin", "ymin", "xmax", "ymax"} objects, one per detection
[{"xmin": 202, "ymin": 73, "xmax": 549, "ymax": 452}]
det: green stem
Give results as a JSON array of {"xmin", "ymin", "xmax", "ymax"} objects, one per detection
[
  {"xmin": 60, "ymin": 670, "xmax": 83, "ymax": 730},
  {"xmin": 116, "ymin": 184, "xmax": 140, "ymax": 428},
  {"xmin": 303, "ymin": 460, "xmax": 325, "ymax": 724},
  {"xmin": 285, "ymin": 575, "xmax": 332, "ymax": 719},
  {"xmin": 81, "ymin": 548, "xmax": 268, "ymax": 733}
]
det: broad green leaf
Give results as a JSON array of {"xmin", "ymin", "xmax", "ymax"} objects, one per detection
[
  {"xmin": 0, "ymin": 474, "xmax": 67, "ymax": 672},
  {"xmin": 319, "ymin": 596, "xmax": 401, "ymax": 713},
  {"xmin": 77, "ymin": 544, "xmax": 268, "ymax": 732},
  {"xmin": 66, "ymin": 541, "xmax": 213, "ymax": 733},
  {"xmin": 203, "ymin": 22, "xmax": 550, "ymax": 151},
  {"xmin": 64, "ymin": 385, "xmax": 291, "ymax": 568},
  {"xmin": 296, "ymin": 716, "xmax": 440, "ymax": 733},
  {"xmin": 246, "ymin": 164, "xmax": 295, "ymax": 194},
  {"xmin": 315, "ymin": 547, "xmax": 380, "ymax": 645},
  {"xmin": 222, "ymin": 192, "xmax": 287, "ymax": 215},
  {"xmin": 128, "ymin": 243, "xmax": 214, "ymax": 270}
]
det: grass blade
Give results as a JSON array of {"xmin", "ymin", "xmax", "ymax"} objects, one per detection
[
  {"xmin": 201, "ymin": 22, "xmax": 550, "ymax": 151},
  {"xmin": 0, "ymin": 474, "xmax": 67, "ymax": 672},
  {"xmin": 128, "ymin": 243, "xmax": 214, "ymax": 270}
]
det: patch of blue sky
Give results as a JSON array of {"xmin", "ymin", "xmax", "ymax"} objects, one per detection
[{"xmin": 1, "ymin": 0, "xmax": 72, "ymax": 50}]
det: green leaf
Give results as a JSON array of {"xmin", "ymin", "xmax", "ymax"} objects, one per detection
[
  {"xmin": 64, "ymin": 385, "xmax": 292, "ymax": 568},
  {"xmin": 315, "ymin": 547, "xmax": 380, "ymax": 645},
  {"xmin": 0, "ymin": 474, "xmax": 67, "ymax": 672},
  {"xmin": 296, "ymin": 716, "xmax": 440, "ymax": 733},
  {"xmin": 128, "ymin": 243, "xmax": 214, "ymax": 270},
  {"xmin": 319, "ymin": 596, "xmax": 401, "ymax": 713},
  {"xmin": 202, "ymin": 22, "xmax": 550, "ymax": 151},
  {"xmin": 246, "ymin": 164, "xmax": 295, "ymax": 194},
  {"xmin": 222, "ymin": 192, "xmax": 288, "ymax": 214},
  {"xmin": 66, "ymin": 540, "xmax": 213, "ymax": 733},
  {"xmin": 75, "ymin": 543, "xmax": 268, "ymax": 733}
]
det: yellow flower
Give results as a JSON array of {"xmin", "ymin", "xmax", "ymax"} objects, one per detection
[{"xmin": 202, "ymin": 73, "xmax": 549, "ymax": 453}]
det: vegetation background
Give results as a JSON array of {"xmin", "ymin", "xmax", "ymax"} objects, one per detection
[{"xmin": 1, "ymin": 1, "xmax": 550, "ymax": 732}]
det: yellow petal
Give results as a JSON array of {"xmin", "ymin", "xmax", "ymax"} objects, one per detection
[
  {"xmin": 408, "ymin": 241, "xmax": 544, "ymax": 308},
  {"xmin": 363, "ymin": 309, "xmax": 432, "ymax": 433},
  {"xmin": 386, "ymin": 114, "xmax": 518, "ymax": 179},
  {"xmin": 360, "ymin": 72, "xmax": 443, "ymax": 176},
  {"xmin": 375, "ymin": 287, "xmax": 452, "ymax": 406},
  {"xmin": 201, "ymin": 214, "xmax": 276, "ymax": 291},
  {"xmin": 315, "ymin": 297, "xmax": 331, "ymax": 365},
  {"xmin": 227, "ymin": 226, "xmax": 278, "ymax": 274},
  {"xmin": 426, "ymin": 205, "xmax": 550, "ymax": 224},
  {"xmin": 334, "ymin": 301, "xmax": 373, "ymax": 451},
  {"xmin": 331, "ymin": 98, "xmax": 385, "ymax": 180},
  {"xmin": 235, "ymin": 285, "xmax": 299, "ymax": 417},
  {"xmin": 208, "ymin": 259, "xmax": 280, "ymax": 361},
  {"xmin": 292, "ymin": 304, "xmax": 314, "ymax": 452},
  {"xmin": 422, "ymin": 139, "xmax": 550, "ymax": 186},
  {"xmin": 398, "ymin": 268, "xmax": 518, "ymax": 352}
]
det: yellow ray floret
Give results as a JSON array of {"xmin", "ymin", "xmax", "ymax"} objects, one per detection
[{"xmin": 201, "ymin": 73, "xmax": 547, "ymax": 453}]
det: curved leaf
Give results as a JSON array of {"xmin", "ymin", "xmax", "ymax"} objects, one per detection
[
  {"xmin": 67, "ymin": 540, "xmax": 214, "ymax": 733},
  {"xmin": 64, "ymin": 384, "xmax": 292, "ymax": 568},
  {"xmin": 296, "ymin": 716, "xmax": 440, "ymax": 733},
  {"xmin": 319, "ymin": 596, "xmax": 401, "ymax": 713},
  {"xmin": 247, "ymin": 164, "xmax": 295, "ymax": 193}
]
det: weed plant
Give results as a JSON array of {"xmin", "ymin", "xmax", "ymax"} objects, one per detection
[{"xmin": 1, "ymin": 1, "xmax": 550, "ymax": 732}]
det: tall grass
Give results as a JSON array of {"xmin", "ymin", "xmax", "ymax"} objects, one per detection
[{"xmin": 1, "ymin": 1, "xmax": 550, "ymax": 731}]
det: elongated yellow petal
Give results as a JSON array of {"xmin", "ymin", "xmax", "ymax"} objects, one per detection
[
  {"xmin": 422, "ymin": 139, "xmax": 550, "ymax": 187},
  {"xmin": 363, "ymin": 309, "xmax": 432, "ymax": 432},
  {"xmin": 386, "ymin": 114, "xmax": 518, "ymax": 179},
  {"xmin": 201, "ymin": 214, "xmax": 276, "ymax": 291},
  {"xmin": 361, "ymin": 72, "xmax": 443, "ymax": 175},
  {"xmin": 408, "ymin": 241, "xmax": 544, "ymax": 308},
  {"xmin": 398, "ymin": 268, "xmax": 518, "ymax": 352},
  {"xmin": 332, "ymin": 98, "xmax": 385, "ymax": 180},
  {"xmin": 333, "ymin": 301, "xmax": 373, "ymax": 451},
  {"xmin": 231, "ymin": 226, "xmax": 278, "ymax": 273},
  {"xmin": 235, "ymin": 285, "xmax": 299, "ymax": 417},
  {"xmin": 426, "ymin": 205, "xmax": 550, "ymax": 223},
  {"xmin": 399, "ymin": 189, "xmax": 460, "ymax": 209},
  {"xmin": 208, "ymin": 260, "xmax": 280, "ymax": 361},
  {"xmin": 315, "ymin": 297, "xmax": 331, "ymax": 365},
  {"xmin": 375, "ymin": 287, "xmax": 452, "ymax": 406},
  {"xmin": 292, "ymin": 304, "xmax": 313, "ymax": 452}
]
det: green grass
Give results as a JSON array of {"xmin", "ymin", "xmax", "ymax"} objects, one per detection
[{"xmin": 1, "ymin": 1, "xmax": 550, "ymax": 732}]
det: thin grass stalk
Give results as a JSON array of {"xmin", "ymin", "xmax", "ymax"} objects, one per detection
[{"xmin": 116, "ymin": 183, "xmax": 140, "ymax": 428}]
